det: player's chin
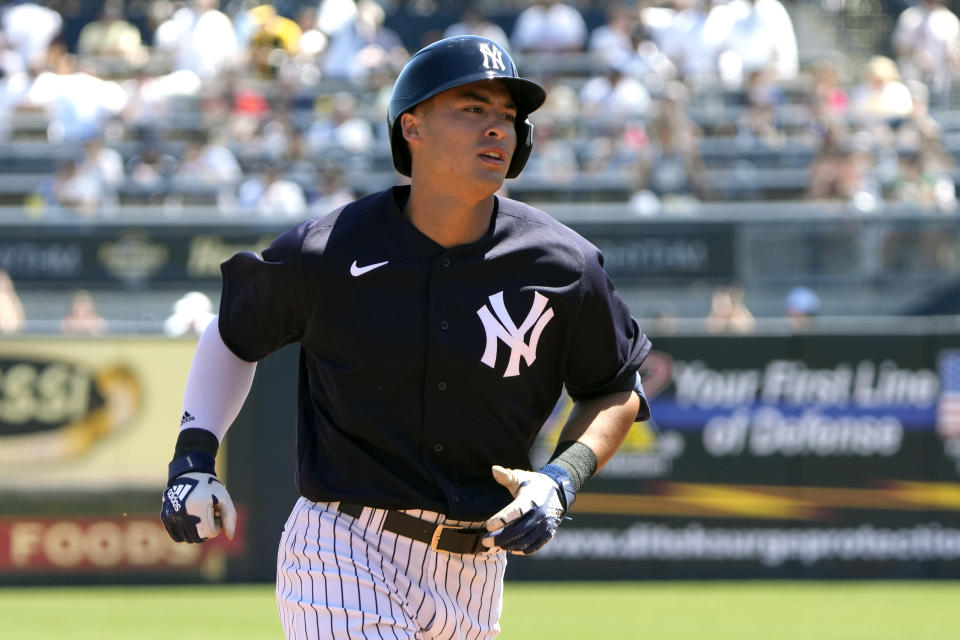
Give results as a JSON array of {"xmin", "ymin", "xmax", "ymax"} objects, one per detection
[{"xmin": 472, "ymin": 166, "xmax": 509, "ymax": 189}]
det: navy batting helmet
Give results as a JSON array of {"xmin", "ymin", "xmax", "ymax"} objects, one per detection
[{"xmin": 387, "ymin": 36, "xmax": 547, "ymax": 179}]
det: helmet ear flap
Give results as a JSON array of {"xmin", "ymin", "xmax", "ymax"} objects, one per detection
[
  {"xmin": 390, "ymin": 121, "xmax": 412, "ymax": 177},
  {"xmin": 506, "ymin": 118, "xmax": 534, "ymax": 180}
]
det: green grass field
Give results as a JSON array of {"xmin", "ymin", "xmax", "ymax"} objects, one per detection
[{"xmin": 0, "ymin": 581, "xmax": 956, "ymax": 639}]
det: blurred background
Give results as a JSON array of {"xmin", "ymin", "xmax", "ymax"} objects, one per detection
[{"xmin": 2, "ymin": 0, "xmax": 960, "ymax": 586}]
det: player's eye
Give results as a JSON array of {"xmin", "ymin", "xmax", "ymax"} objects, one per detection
[{"xmin": 504, "ymin": 113, "xmax": 517, "ymax": 123}]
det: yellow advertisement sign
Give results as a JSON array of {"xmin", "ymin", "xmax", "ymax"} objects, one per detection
[{"xmin": 0, "ymin": 338, "xmax": 196, "ymax": 490}]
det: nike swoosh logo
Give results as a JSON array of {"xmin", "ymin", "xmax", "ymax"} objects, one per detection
[{"xmin": 350, "ymin": 260, "xmax": 389, "ymax": 277}]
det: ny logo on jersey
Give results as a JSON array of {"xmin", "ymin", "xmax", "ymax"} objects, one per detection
[
  {"xmin": 479, "ymin": 42, "xmax": 506, "ymax": 71},
  {"xmin": 477, "ymin": 291, "xmax": 554, "ymax": 377}
]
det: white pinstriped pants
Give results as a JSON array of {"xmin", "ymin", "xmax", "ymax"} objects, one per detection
[{"xmin": 276, "ymin": 497, "xmax": 507, "ymax": 639}]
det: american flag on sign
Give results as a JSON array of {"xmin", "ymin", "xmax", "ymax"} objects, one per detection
[{"xmin": 938, "ymin": 350, "xmax": 960, "ymax": 439}]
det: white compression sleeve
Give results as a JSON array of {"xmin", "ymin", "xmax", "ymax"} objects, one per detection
[{"xmin": 180, "ymin": 315, "xmax": 257, "ymax": 442}]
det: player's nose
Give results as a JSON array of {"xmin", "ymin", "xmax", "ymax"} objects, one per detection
[
  {"xmin": 485, "ymin": 127, "xmax": 505, "ymax": 140},
  {"xmin": 484, "ymin": 116, "xmax": 511, "ymax": 139}
]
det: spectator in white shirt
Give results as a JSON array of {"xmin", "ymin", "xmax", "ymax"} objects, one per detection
[
  {"xmin": 1, "ymin": 1, "xmax": 61, "ymax": 72},
  {"xmin": 123, "ymin": 67, "xmax": 203, "ymax": 133},
  {"xmin": 24, "ymin": 53, "xmax": 128, "ymax": 143},
  {"xmin": 662, "ymin": 0, "xmax": 737, "ymax": 85},
  {"xmin": 511, "ymin": 1, "xmax": 588, "ymax": 53},
  {"xmin": 319, "ymin": 0, "xmax": 406, "ymax": 81},
  {"xmin": 579, "ymin": 62, "xmax": 652, "ymax": 119},
  {"xmin": 155, "ymin": 0, "xmax": 241, "ymax": 79},
  {"xmin": 721, "ymin": 0, "xmax": 798, "ymax": 88},
  {"xmin": 892, "ymin": 0, "xmax": 960, "ymax": 93},
  {"xmin": 163, "ymin": 291, "xmax": 215, "ymax": 337},
  {"xmin": 849, "ymin": 55, "xmax": 914, "ymax": 126}
]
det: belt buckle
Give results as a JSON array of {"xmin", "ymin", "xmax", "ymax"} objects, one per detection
[{"xmin": 430, "ymin": 523, "xmax": 462, "ymax": 552}]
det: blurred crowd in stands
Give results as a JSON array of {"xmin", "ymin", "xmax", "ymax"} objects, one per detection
[
  {"xmin": 0, "ymin": 0, "xmax": 958, "ymax": 219},
  {"xmin": 1, "ymin": 0, "xmax": 960, "ymax": 332}
]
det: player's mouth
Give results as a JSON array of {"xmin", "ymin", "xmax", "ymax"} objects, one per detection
[{"xmin": 477, "ymin": 147, "xmax": 507, "ymax": 166}]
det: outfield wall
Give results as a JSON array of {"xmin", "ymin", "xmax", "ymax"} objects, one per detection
[{"xmin": 2, "ymin": 333, "xmax": 960, "ymax": 584}]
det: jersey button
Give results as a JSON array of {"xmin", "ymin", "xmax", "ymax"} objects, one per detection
[
  {"xmin": 440, "ymin": 320, "xmax": 449, "ymax": 330},
  {"xmin": 451, "ymin": 495, "xmax": 460, "ymax": 504},
  {"xmin": 441, "ymin": 258, "xmax": 451, "ymax": 268},
  {"xmin": 433, "ymin": 442, "xmax": 444, "ymax": 453},
  {"xmin": 437, "ymin": 381, "xmax": 447, "ymax": 391}
]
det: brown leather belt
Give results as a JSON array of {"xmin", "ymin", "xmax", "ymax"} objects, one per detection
[{"xmin": 337, "ymin": 502, "xmax": 487, "ymax": 555}]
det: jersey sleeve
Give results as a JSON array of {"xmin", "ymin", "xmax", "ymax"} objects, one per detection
[
  {"xmin": 217, "ymin": 220, "xmax": 315, "ymax": 362},
  {"xmin": 564, "ymin": 243, "xmax": 652, "ymax": 419}
]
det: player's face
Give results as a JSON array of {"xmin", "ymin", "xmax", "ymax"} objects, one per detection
[{"xmin": 406, "ymin": 80, "xmax": 518, "ymax": 192}]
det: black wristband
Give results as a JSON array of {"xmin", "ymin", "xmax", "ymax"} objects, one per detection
[
  {"xmin": 168, "ymin": 428, "xmax": 220, "ymax": 482},
  {"xmin": 546, "ymin": 440, "xmax": 598, "ymax": 494},
  {"xmin": 173, "ymin": 427, "xmax": 220, "ymax": 459}
]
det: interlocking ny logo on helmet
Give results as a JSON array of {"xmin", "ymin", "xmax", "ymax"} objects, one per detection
[
  {"xmin": 479, "ymin": 43, "xmax": 506, "ymax": 71},
  {"xmin": 387, "ymin": 36, "xmax": 546, "ymax": 179}
]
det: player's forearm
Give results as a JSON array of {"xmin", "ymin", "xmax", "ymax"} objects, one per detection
[
  {"xmin": 556, "ymin": 389, "xmax": 639, "ymax": 471},
  {"xmin": 179, "ymin": 315, "xmax": 257, "ymax": 442},
  {"xmin": 484, "ymin": 390, "xmax": 640, "ymax": 553}
]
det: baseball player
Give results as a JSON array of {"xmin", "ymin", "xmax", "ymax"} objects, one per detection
[{"xmin": 161, "ymin": 35, "xmax": 651, "ymax": 639}]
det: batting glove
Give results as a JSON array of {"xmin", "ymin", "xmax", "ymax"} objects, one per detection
[
  {"xmin": 161, "ymin": 465, "xmax": 236, "ymax": 544},
  {"xmin": 482, "ymin": 464, "xmax": 574, "ymax": 555}
]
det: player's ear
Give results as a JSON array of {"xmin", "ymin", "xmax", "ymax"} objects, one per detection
[{"xmin": 400, "ymin": 112, "xmax": 421, "ymax": 143}]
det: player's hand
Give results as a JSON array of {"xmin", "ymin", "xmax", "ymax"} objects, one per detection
[
  {"xmin": 482, "ymin": 465, "xmax": 566, "ymax": 555},
  {"xmin": 160, "ymin": 472, "xmax": 236, "ymax": 543}
]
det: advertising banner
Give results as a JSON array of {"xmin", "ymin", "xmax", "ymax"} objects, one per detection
[
  {"xmin": 0, "ymin": 226, "xmax": 278, "ymax": 287},
  {"xmin": 510, "ymin": 333, "xmax": 960, "ymax": 579},
  {"xmin": 0, "ymin": 338, "xmax": 195, "ymax": 489},
  {"xmin": 0, "ymin": 338, "xmax": 247, "ymax": 583},
  {"xmin": 0, "ymin": 514, "xmax": 243, "ymax": 580},
  {"xmin": 7, "ymin": 334, "xmax": 960, "ymax": 582},
  {"xmin": 573, "ymin": 222, "xmax": 735, "ymax": 283},
  {"xmin": 0, "ymin": 222, "xmax": 735, "ymax": 287}
]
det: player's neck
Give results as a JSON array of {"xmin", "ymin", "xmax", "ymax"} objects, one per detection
[{"xmin": 404, "ymin": 184, "xmax": 496, "ymax": 249}]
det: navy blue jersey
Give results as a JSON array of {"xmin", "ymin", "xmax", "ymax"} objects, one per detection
[{"xmin": 218, "ymin": 186, "xmax": 651, "ymax": 520}]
